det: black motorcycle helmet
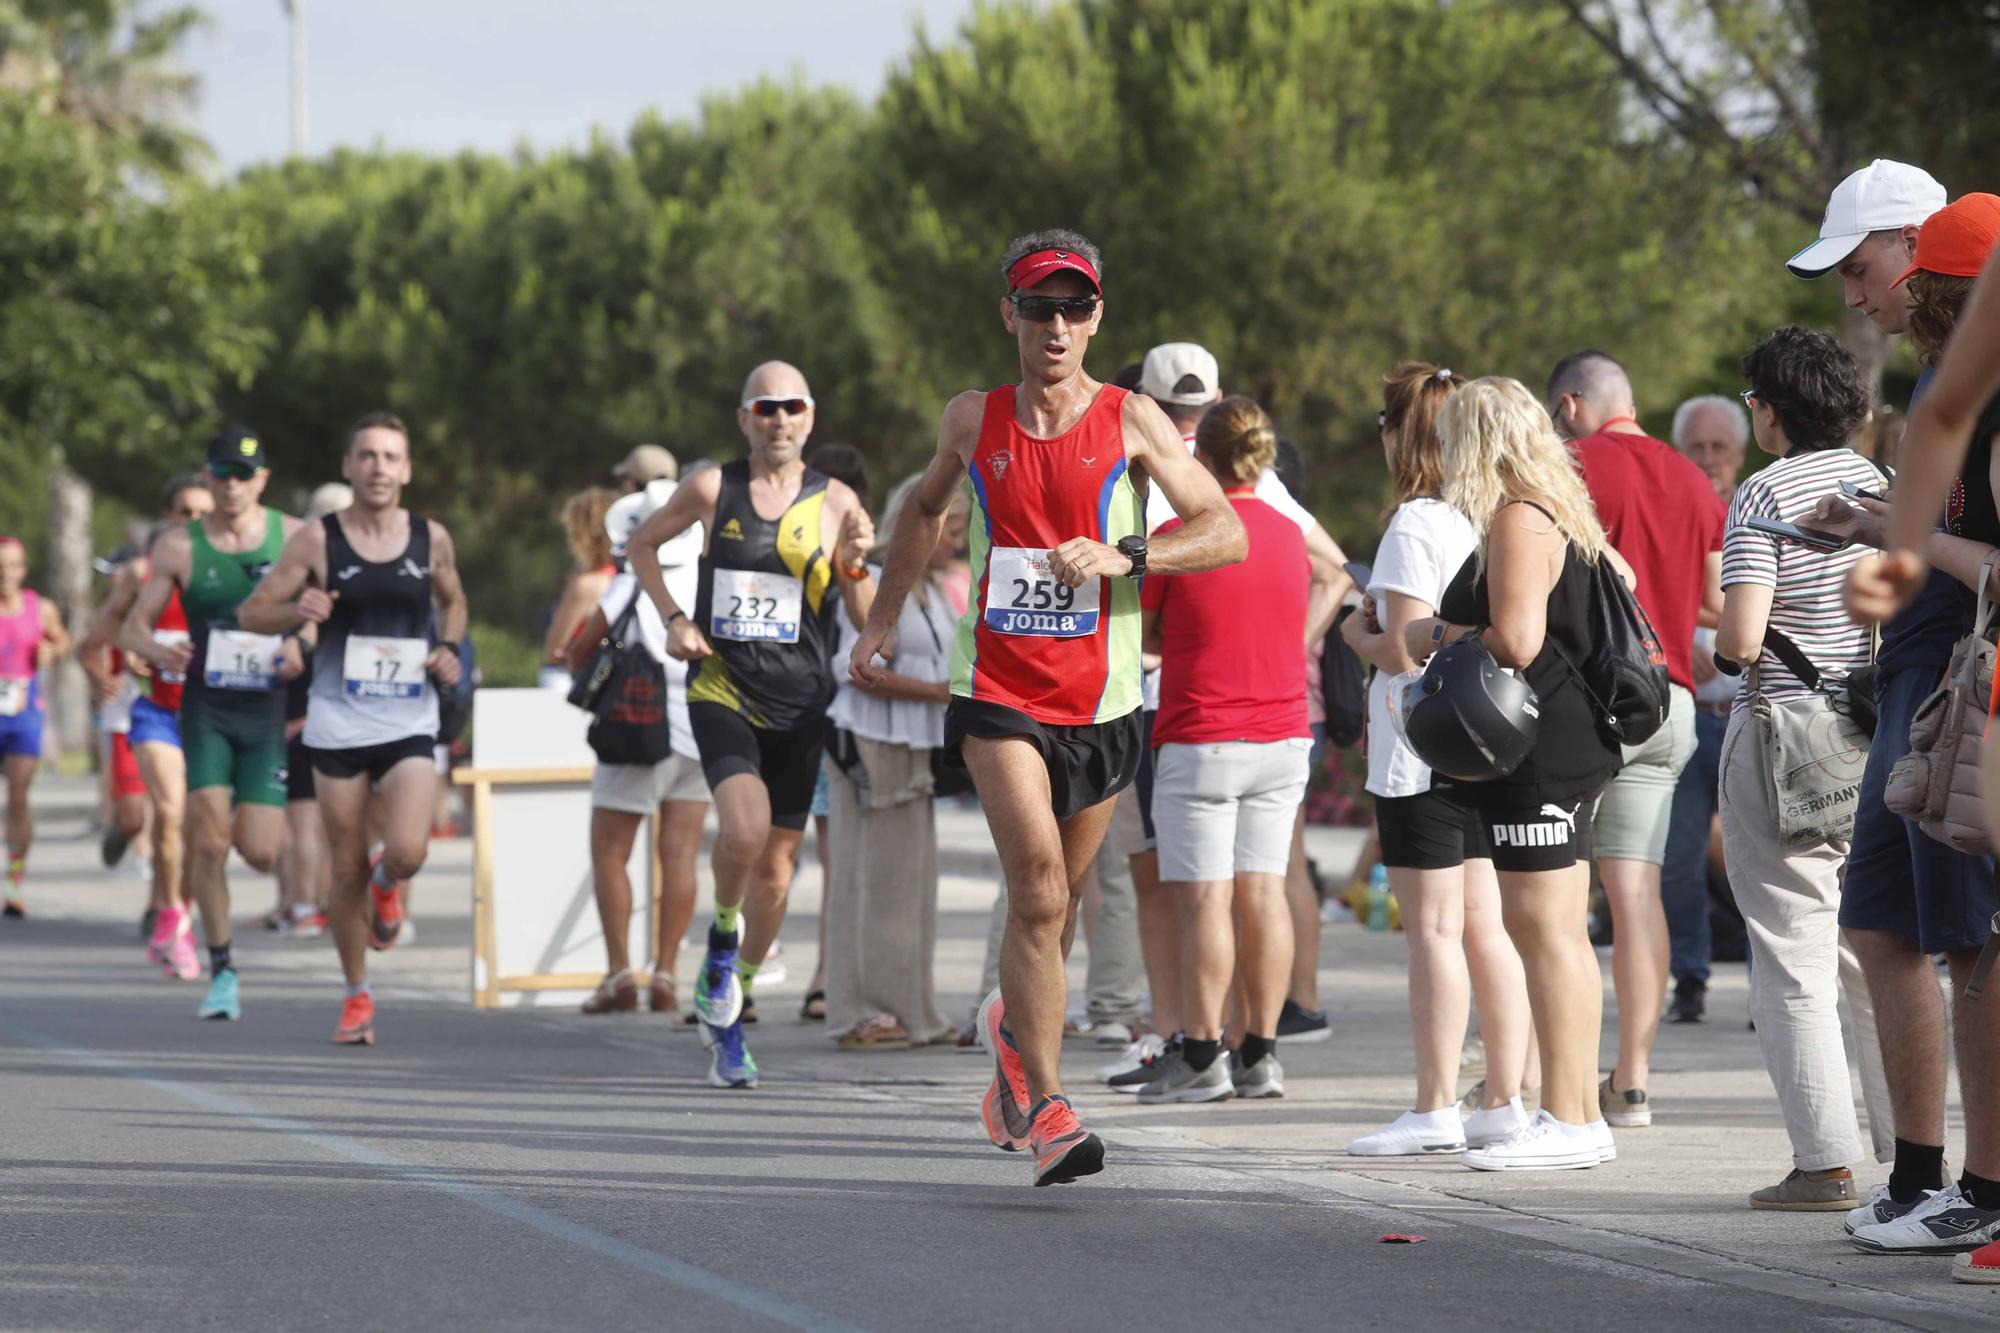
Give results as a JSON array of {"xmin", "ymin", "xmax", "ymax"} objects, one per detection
[{"xmin": 1399, "ymin": 635, "xmax": 1541, "ymax": 781}]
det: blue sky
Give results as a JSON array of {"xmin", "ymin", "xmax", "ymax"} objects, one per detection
[{"xmin": 180, "ymin": 0, "xmax": 981, "ymax": 173}]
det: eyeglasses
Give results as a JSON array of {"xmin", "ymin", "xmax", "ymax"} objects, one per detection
[
  {"xmin": 209, "ymin": 462, "xmax": 258, "ymax": 481},
  {"xmin": 1010, "ymin": 294, "xmax": 1098, "ymax": 324},
  {"xmin": 743, "ymin": 396, "xmax": 813, "ymax": 417}
]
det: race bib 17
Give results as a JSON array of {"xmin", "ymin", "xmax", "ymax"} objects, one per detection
[
  {"xmin": 203, "ymin": 629, "xmax": 282, "ymax": 691},
  {"xmin": 985, "ymin": 546, "xmax": 1100, "ymax": 637},
  {"xmin": 343, "ymin": 635, "xmax": 429, "ymax": 700},
  {"xmin": 0, "ymin": 676, "xmax": 28, "ymax": 717},
  {"xmin": 710, "ymin": 568, "xmax": 804, "ymax": 644}
]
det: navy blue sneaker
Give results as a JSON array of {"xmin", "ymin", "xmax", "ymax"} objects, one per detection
[
  {"xmin": 1276, "ymin": 998, "xmax": 1329, "ymax": 1043},
  {"xmin": 694, "ymin": 924, "xmax": 743, "ymax": 1028},
  {"xmin": 701, "ymin": 1018, "xmax": 758, "ymax": 1088}
]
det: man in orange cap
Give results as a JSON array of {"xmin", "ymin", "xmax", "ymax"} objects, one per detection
[{"xmin": 1837, "ymin": 191, "xmax": 2000, "ymax": 1258}]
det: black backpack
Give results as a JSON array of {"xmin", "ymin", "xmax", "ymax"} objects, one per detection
[
  {"xmin": 569, "ymin": 592, "xmax": 673, "ymax": 766},
  {"xmin": 1551, "ymin": 556, "xmax": 1672, "ymax": 748},
  {"xmin": 1321, "ymin": 605, "xmax": 1368, "ymax": 749}
]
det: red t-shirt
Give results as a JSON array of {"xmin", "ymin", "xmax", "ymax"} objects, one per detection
[
  {"xmin": 1573, "ymin": 427, "xmax": 1725, "ymax": 692},
  {"xmin": 1141, "ymin": 496, "xmax": 1310, "ymax": 746}
]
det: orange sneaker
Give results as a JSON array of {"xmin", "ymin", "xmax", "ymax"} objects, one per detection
[
  {"xmin": 976, "ymin": 988, "xmax": 1031, "ymax": 1153},
  {"xmin": 333, "ymin": 992, "xmax": 376, "ymax": 1046},
  {"xmin": 367, "ymin": 852, "xmax": 405, "ymax": 951},
  {"xmin": 1955, "ymin": 1238, "xmax": 2000, "ymax": 1283},
  {"xmin": 1029, "ymin": 1094, "xmax": 1103, "ymax": 1187}
]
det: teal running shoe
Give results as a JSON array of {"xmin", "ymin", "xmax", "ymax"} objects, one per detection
[
  {"xmin": 701, "ymin": 1017, "xmax": 757, "ymax": 1089},
  {"xmin": 693, "ymin": 924, "xmax": 743, "ymax": 1028},
  {"xmin": 198, "ymin": 969, "xmax": 241, "ymax": 1021}
]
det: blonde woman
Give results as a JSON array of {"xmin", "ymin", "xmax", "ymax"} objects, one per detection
[
  {"xmin": 541, "ymin": 487, "xmax": 618, "ymax": 691},
  {"xmin": 1343, "ymin": 364, "xmax": 1536, "ymax": 1155},
  {"xmin": 823, "ymin": 474, "xmax": 970, "ymax": 1048},
  {"xmin": 1404, "ymin": 376, "xmax": 1624, "ymax": 1171}
]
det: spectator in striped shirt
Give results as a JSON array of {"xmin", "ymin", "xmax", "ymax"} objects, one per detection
[{"xmin": 1713, "ymin": 324, "xmax": 1891, "ymax": 1212}]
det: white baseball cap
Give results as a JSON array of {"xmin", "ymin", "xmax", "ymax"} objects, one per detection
[
  {"xmin": 1787, "ymin": 159, "xmax": 1947, "ymax": 278},
  {"xmin": 606, "ymin": 478, "xmax": 702, "ymax": 567},
  {"xmin": 1140, "ymin": 342, "xmax": 1220, "ymax": 406}
]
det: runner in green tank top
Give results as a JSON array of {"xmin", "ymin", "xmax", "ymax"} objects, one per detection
[{"xmin": 122, "ymin": 426, "xmax": 306, "ymax": 1023}]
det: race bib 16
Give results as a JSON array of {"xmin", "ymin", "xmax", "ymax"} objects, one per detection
[{"xmin": 203, "ymin": 629, "xmax": 282, "ymax": 691}]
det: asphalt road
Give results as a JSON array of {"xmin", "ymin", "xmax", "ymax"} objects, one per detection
[{"xmin": 3, "ymin": 781, "xmax": 1992, "ymax": 1331}]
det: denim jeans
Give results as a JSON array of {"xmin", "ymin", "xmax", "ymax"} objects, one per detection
[{"xmin": 1662, "ymin": 706, "xmax": 1727, "ymax": 983}]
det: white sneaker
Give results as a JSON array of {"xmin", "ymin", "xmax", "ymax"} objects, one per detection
[
  {"xmin": 1462, "ymin": 1096, "xmax": 1529, "ymax": 1148},
  {"xmin": 1092, "ymin": 1020, "xmax": 1135, "ymax": 1049},
  {"xmin": 1462, "ymin": 1109, "xmax": 1601, "ymax": 1172},
  {"xmin": 1585, "ymin": 1117, "xmax": 1616, "ymax": 1163},
  {"xmin": 1846, "ymin": 1182, "xmax": 1942, "ymax": 1235},
  {"xmin": 1347, "ymin": 1108, "xmax": 1467, "ymax": 1157},
  {"xmin": 1851, "ymin": 1184, "xmax": 2000, "ymax": 1254},
  {"xmin": 1098, "ymin": 1032, "xmax": 1166, "ymax": 1083},
  {"xmin": 759, "ymin": 941, "xmax": 787, "ymax": 988}
]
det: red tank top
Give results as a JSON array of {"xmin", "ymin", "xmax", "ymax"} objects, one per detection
[
  {"xmin": 149, "ymin": 581, "xmax": 189, "ymax": 711},
  {"xmin": 951, "ymin": 384, "xmax": 1145, "ymax": 726}
]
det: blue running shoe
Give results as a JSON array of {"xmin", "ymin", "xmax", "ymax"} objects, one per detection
[
  {"xmin": 693, "ymin": 924, "xmax": 743, "ymax": 1028},
  {"xmin": 198, "ymin": 969, "xmax": 241, "ymax": 1021},
  {"xmin": 701, "ymin": 1018, "xmax": 758, "ymax": 1088}
]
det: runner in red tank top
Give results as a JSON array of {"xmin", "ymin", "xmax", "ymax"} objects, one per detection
[
  {"xmin": 853, "ymin": 229, "xmax": 1246, "ymax": 1185},
  {"xmin": 77, "ymin": 473, "xmax": 213, "ymax": 969}
]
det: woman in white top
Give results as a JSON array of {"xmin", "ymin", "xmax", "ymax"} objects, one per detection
[
  {"xmin": 1714, "ymin": 326, "xmax": 1891, "ymax": 1210},
  {"xmin": 1340, "ymin": 363, "xmax": 1537, "ymax": 1156},
  {"xmin": 568, "ymin": 475, "xmax": 712, "ymax": 1017},
  {"xmin": 823, "ymin": 475, "xmax": 970, "ymax": 1049}
]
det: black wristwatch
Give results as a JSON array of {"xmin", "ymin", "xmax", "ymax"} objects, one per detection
[{"xmin": 1116, "ymin": 534, "xmax": 1148, "ymax": 578}]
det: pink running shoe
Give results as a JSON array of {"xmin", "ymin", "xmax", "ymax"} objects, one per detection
[
  {"xmin": 167, "ymin": 912, "xmax": 201, "ymax": 981},
  {"xmin": 148, "ymin": 906, "xmax": 180, "ymax": 967},
  {"xmin": 977, "ymin": 988, "xmax": 1032, "ymax": 1153}
]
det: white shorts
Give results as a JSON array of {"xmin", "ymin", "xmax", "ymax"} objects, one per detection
[
  {"xmin": 590, "ymin": 752, "xmax": 710, "ymax": 814},
  {"xmin": 1153, "ymin": 738, "xmax": 1311, "ymax": 882}
]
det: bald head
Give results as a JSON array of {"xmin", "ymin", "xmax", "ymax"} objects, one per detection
[
  {"xmin": 741, "ymin": 360, "xmax": 810, "ymax": 405},
  {"xmin": 1546, "ymin": 350, "xmax": 1636, "ymax": 440}
]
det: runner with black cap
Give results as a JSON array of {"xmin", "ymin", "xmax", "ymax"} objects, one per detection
[
  {"xmin": 121, "ymin": 425, "xmax": 304, "ymax": 1022},
  {"xmin": 240, "ymin": 410, "xmax": 467, "ymax": 1046},
  {"xmin": 853, "ymin": 229, "xmax": 1246, "ymax": 1185},
  {"xmin": 624, "ymin": 361, "xmax": 871, "ymax": 1089}
]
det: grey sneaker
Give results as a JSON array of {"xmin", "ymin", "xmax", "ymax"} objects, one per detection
[
  {"xmin": 1750, "ymin": 1168, "xmax": 1858, "ymax": 1212},
  {"xmin": 1231, "ymin": 1051, "xmax": 1284, "ymax": 1099},
  {"xmin": 1136, "ymin": 1048, "xmax": 1235, "ymax": 1104},
  {"xmin": 1847, "ymin": 1171, "xmax": 1949, "ymax": 1235},
  {"xmin": 1599, "ymin": 1076, "xmax": 1650, "ymax": 1127}
]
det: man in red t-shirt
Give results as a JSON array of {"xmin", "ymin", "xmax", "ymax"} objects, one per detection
[{"xmin": 1547, "ymin": 349, "xmax": 1724, "ymax": 1132}]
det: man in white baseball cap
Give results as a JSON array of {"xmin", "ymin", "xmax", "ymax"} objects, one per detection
[
  {"xmin": 1139, "ymin": 342, "xmax": 1220, "ymax": 406},
  {"xmin": 1787, "ymin": 160, "xmax": 1946, "ymax": 333}
]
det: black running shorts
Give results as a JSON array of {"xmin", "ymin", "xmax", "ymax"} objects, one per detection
[
  {"xmin": 944, "ymin": 697, "xmax": 1142, "ymax": 821},
  {"xmin": 687, "ymin": 702, "xmax": 826, "ymax": 832}
]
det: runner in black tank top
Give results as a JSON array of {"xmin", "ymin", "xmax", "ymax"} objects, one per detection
[
  {"xmin": 238, "ymin": 412, "xmax": 469, "ymax": 1048},
  {"xmin": 688, "ymin": 458, "xmax": 837, "ymax": 728},
  {"xmin": 624, "ymin": 361, "xmax": 873, "ymax": 1091}
]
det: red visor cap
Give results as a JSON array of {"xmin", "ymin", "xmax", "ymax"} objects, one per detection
[{"xmin": 1006, "ymin": 248, "xmax": 1101, "ymax": 293}]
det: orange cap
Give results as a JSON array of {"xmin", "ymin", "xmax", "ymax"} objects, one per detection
[{"xmin": 1893, "ymin": 192, "xmax": 2000, "ymax": 288}]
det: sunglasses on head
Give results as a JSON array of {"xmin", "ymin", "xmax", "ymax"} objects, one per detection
[
  {"xmin": 1011, "ymin": 294, "xmax": 1098, "ymax": 324},
  {"xmin": 209, "ymin": 462, "xmax": 258, "ymax": 481},
  {"xmin": 743, "ymin": 395, "xmax": 813, "ymax": 417}
]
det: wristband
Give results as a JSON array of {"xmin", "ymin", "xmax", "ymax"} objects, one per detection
[
  {"xmin": 666, "ymin": 610, "xmax": 686, "ymax": 627},
  {"xmin": 842, "ymin": 564, "xmax": 869, "ymax": 581}
]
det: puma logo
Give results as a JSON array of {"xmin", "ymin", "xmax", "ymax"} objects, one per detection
[{"xmin": 1493, "ymin": 803, "xmax": 1582, "ymax": 848}]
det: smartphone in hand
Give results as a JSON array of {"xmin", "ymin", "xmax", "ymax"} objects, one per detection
[
  {"xmin": 1740, "ymin": 516, "xmax": 1847, "ymax": 552},
  {"xmin": 1838, "ymin": 479, "xmax": 1885, "ymax": 503}
]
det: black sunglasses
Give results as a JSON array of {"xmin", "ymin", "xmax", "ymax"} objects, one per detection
[
  {"xmin": 1011, "ymin": 294, "xmax": 1098, "ymax": 324},
  {"xmin": 209, "ymin": 462, "xmax": 258, "ymax": 481},
  {"xmin": 743, "ymin": 396, "xmax": 813, "ymax": 418}
]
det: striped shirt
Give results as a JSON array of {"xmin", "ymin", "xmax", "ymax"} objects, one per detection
[{"xmin": 1720, "ymin": 447, "xmax": 1881, "ymax": 705}]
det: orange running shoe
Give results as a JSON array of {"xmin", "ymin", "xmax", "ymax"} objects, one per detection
[
  {"xmin": 1955, "ymin": 1238, "xmax": 2000, "ymax": 1283},
  {"xmin": 1029, "ymin": 1094, "xmax": 1103, "ymax": 1187},
  {"xmin": 333, "ymin": 992, "xmax": 376, "ymax": 1046},
  {"xmin": 976, "ymin": 988, "xmax": 1031, "ymax": 1153},
  {"xmin": 367, "ymin": 851, "xmax": 405, "ymax": 951}
]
